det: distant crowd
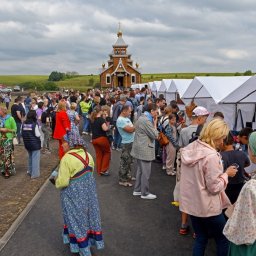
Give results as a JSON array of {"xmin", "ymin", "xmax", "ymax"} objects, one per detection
[{"xmin": 0, "ymin": 85, "xmax": 255, "ymax": 256}]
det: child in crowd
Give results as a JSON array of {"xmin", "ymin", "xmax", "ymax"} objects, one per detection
[
  {"xmin": 165, "ymin": 113, "xmax": 179, "ymax": 176},
  {"xmin": 220, "ymin": 131, "xmax": 250, "ymax": 204}
]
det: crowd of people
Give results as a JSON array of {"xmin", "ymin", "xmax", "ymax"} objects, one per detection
[{"xmin": 0, "ymin": 86, "xmax": 255, "ymax": 255}]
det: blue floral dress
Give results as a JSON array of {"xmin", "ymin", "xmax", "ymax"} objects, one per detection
[
  {"xmin": 67, "ymin": 110, "xmax": 81, "ymax": 147},
  {"xmin": 59, "ymin": 150, "xmax": 104, "ymax": 255}
]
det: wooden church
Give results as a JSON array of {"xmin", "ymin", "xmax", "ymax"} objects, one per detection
[{"xmin": 100, "ymin": 25, "xmax": 141, "ymax": 88}]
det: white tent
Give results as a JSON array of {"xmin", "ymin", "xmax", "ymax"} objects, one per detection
[
  {"xmin": 158, "ymin": 79, "xmax": 172, "ymax": 100},
  {"xmin": 166, "ymin": 79, "xmax": 192, "ymax": 103},
  {"xmin": 131, "ymin": 84, "xmax": 140, "ymax": 89},
  {"xmin": 131, "ymin": 83, "xmax": 147, "ymax": 90},
  {"xmin": 151, "ymin": 81, "xmax": 161, "ymax": 96},
  {"xmin": 220, "ymin": 75, "xmax": 256, "ymax": 104},
  {"xmin": 220, "ymin": 75, "xmax": 256, "ymax": 129},
  {"xmin": 148, "ymin": 82, "xmax": 154, "ymax": 90},
  {"xmin": 181, "ymin": 76, "xmax": 252, "ymax": 130}
]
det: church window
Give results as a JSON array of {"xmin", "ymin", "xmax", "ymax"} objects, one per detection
[
  {"xmin": 106, "ymin": 74, "xmax": 111, "ymax": 84},
  {"xmin": 131, "ymin": 74, "xmax": 136, "ymax": 84}
]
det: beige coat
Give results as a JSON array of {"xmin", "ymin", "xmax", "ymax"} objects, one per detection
[{"xmin": 130, "ymin": 114, "xmax": 159, "ymax": 161}]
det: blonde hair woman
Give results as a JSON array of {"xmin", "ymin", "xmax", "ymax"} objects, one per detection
[{"xmin": 180, "ymin": 119, "xmax": 238, "ymax": 256}]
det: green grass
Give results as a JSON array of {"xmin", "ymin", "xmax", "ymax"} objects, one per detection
[
  {"xmin": 141, "ymin": 73, "xmax": 240, "ymax": 82},
  {"xmin": 55, "ymin": 75, "xmax": 100, "ymax": 90},
  {"xmin": 0, "ymin": 72, "xmax": 252, "ymax": 90},
  {"xmin": 0, "ymin": 75, "xmax": 48, "ymax": 86}
]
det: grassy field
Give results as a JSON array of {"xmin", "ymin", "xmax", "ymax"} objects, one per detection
[
  {"xmin": 0, "ymin": 75, "xmax": 47, "ymax": 86},
  {"xmin": 0, "ymin": 72, "xmax": 250, "ymax": 91}
]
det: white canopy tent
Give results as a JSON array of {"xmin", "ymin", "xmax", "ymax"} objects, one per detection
[
  {"xmin": 131, "ymin": 83, "xmax": 147, "ymax": 90},
  {"xmin": 220, "ymin": 75, "xmax": 256, "ymax": 130},
  {"xmin": 148, "ymin": 82, "xmax": 154, "ymax": 90},
  {"xmin": 158, "ymin": 79, "xmax": 172, "ymax": 100},
  {"xmin": 181, "ymin": 76, "xmax": 252, "ymax": 130},
  {"xmin": 166, "ymin": 79, "xmax": 192, "ymax": 103},
  {"xmin": 151, "ymin": 81, "xmax": 161, "ymax": 96}
]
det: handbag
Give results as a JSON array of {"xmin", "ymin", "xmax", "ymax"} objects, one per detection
[
  {"xmin": 13, "ymin": 137, "xmax": 18, "ymax": 145},
  {"xmin": 158, "ymin": 131, "xmax": 169, "ymax": 146}
]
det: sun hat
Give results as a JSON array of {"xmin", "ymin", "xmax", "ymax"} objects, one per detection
[{"xmin": 192, "ymin": 106, "xmax": 209, "ymax": 117}]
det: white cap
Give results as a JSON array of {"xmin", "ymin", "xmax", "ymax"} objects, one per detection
[{"xmin": 192, "ymin": 106, "xmax": 209, "ymax": 117}]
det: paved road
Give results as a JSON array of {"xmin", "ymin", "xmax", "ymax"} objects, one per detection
[{"xmin": 0, "ymin": 140, "xmax": 215, "ymax": 256}]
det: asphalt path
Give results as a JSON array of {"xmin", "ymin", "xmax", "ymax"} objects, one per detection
[{"xmin": 0, "ymin": 138, "xmax": 215, "ymax": 256}]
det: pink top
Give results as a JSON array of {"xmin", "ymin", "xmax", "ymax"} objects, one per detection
[{"xmin": 179, "ymin": 140, "xmax": 231, "ymax": 217}]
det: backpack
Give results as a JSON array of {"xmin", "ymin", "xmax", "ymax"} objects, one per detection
[{"xmin": 189, "ymin": 125, "xmax": 203, "ymax": 144}]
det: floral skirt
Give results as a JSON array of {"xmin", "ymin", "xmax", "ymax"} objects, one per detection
[
  {"xmin": 0, "ymin": 138, "xmax": 15, "ymax": 177},
  {"xmin": 60, "ymin": 168, "xmax": 104, "ymax": 256}
]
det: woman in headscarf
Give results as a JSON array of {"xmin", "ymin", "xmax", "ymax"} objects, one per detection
[
  {"xmin": 223, "ymin": 131, "xmax": 256, "ymax": 255},
  {"xmin": 55, "ymin": 137, "xmax": 104, "ymax": 256}
]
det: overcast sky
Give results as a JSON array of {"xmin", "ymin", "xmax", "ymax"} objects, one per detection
[{"xmin": 1, "ymin": 0, "xmax": 256, "ymax": 75}]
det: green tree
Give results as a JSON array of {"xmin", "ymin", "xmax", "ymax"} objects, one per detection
[
  {"xmin": 244, "ymin": 70, "xmax": 252, "ymax": 76},
  {"xmin": 48, "ymin": 71, "xmax": 66, "ymax": 81}
]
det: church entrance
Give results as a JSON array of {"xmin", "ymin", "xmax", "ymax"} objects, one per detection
[{"xmin": 117, "ymin": 75, "xmax": 124, "ymax": 88}]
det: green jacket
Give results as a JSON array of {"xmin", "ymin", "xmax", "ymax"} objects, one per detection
[
  {"xmin": 0, "ymin": 115, "xmax": 17, "ymax": 139},
  {"xmin": 80, "ymin": 101, "xmax": 92, "ymax": 113}
]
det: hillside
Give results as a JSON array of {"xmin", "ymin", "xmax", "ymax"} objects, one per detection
[{"xmin": 0, "ymin": 72, "xmax": 248, "ymax": 91}]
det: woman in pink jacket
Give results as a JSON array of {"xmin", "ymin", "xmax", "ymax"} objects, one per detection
[{"xmin": 180, "ymin": 119, "xmax": 237, "ymax": 256}]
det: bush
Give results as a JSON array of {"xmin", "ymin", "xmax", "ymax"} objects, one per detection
[
  {"xmin": 48, "ymin": 71, "xmax": 66, "ymax": 81},
  {"xmin": 44, "ymin": 81, "xmax": 59, "ymax": 91},
  {"xmin": 19, "ymin": 81, "xmax": 59, "ymax": 91}
]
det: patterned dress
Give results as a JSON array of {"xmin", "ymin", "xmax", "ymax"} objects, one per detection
[
  {"xmin": 0, "ymin": 137, "xmax": 15, "ymax": 177},
  {"xmin": 67, "ymin": 110, "xmax": 81, "ymax": 148},
  {"xmin": 0, "ymin": 116, "xmax": 16, "ymax": 178},
  {"xmin": 57, "ymin": 149, "xmax": 104, "ymax": 256}
]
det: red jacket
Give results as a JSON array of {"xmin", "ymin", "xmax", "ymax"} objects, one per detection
[{"xmin": 53, "ymin": 111, "xmax": 71, "ymax": 140}]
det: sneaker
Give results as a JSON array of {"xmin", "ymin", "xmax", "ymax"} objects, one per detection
[
  {"xmin": 111, "ymin": 145, "xmax": 116, "ymax": 150},
  {"xmin": 179, "ymin": 226, "xmax": 190, "ymax": 235},
  {"xmin": 133, "ymin": 191, "xmax": 141, "ymax": 196},
  {"xmin": 116, "ymin": 147, "xmax": 122, "ymax": 152},
  {"xmin": 131, "ymin": 177, "xmax": 136, "ymax": 181},
  {"xmin": 100, "ymin": 171, "xmax": 110, "ymax": 176},
  {"xmin": 170, "ymin": 171, "xmax": 176, "ymax": 176},
  {"xmin": 162, "ymin": 165, "xmax": 166, "ymax": 170},
  {"xmin": 141, "ymin": 193, "xmax": 157, "ymax": 200}
]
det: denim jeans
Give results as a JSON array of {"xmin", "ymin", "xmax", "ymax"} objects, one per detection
[
  {"xmin": 82, "ymin": 113, "xmax": 90, "ymax": 132},
  {"xmin": 27, "ymin": 150, "xmax": 41, "ymax": 178},
  {"xmin": 190, "ymin": 214, "xmax": 229, "ymax": 256},
  {"xmin": 16, "ymin": 121, "xmax": 22, "ymax": 144}
]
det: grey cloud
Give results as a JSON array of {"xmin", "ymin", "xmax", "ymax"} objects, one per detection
[{"xmin": 0, "ymin": 0, "xmax": 256, "ymax": 74}]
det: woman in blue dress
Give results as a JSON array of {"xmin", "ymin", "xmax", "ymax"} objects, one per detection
[
  {"xmin": 67, "ymin": 102, "xmax": 83, "ymax": 148},
  {"xmin": 55, "ymin": 137, "xmax": 104, "ymax": 256}
]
